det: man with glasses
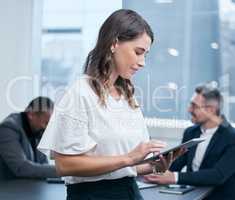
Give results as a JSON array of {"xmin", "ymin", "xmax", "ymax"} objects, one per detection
[{"xmin": 144, "ymin": 83, "xmax": 235, "ymax": 200}]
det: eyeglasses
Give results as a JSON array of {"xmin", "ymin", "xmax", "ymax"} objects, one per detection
[{"xmin": 189, "ymin": 102, "xmax": 211, "ymax": 110}]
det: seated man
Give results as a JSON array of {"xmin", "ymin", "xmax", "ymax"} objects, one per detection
[
  {"xmin": 144, "ymin": 83, "xmax": 235, "ymax": 200},
  {"xmin": 0, "ymin": 96, "xmax": 58, "ymax": 180}
]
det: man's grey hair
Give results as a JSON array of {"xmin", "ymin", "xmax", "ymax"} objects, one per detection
[{"xmin": 195, "ymin": 82, "xmax": 223, "ymax": 116}]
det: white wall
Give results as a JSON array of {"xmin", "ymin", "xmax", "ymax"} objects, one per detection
[
  {"xmin": 146, "ymin": 118, "xmax": 191, "ymax": 147},
  {"xmin": 81, "ymin": 0, "xmax": 122, "ymax": 60},
  {"xmin": 0, "ymin": 0, "xmax": 42, "ymax": 121},
  {"xmin": 42, "ymin": 0, "xmax": 122, "ymax": 75}
]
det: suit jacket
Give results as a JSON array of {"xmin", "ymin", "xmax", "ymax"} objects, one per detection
[
  {"xmin": 170, "ymin": 118, "xmax": 235, "ymax": 200},
  {"xmin": 0, "ymin": 113, "xmax": 57, "ymax": 180}
]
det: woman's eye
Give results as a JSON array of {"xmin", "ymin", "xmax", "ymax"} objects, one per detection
[{"xmin": 135, "ymin": 51, "xmax": 142, "ymax": 55}]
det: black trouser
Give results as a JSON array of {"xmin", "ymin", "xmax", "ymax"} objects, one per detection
[{"xmin": 66, "ymin": 177, "xmax": 144, "ymax": 200}]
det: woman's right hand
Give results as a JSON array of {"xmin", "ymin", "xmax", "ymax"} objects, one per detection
[{"xmin": 126, "ymin": 140, "xmax": 166, "ymax": 166}]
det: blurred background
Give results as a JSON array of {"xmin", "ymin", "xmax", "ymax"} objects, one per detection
[{"xmin": 1, "ymin": 0, "xmax": 235, "ymax": 145}]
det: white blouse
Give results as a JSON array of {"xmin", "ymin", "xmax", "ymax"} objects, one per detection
[{"xmin": 38, "ymin": 75, "xmax": 149, "ymax": 184}]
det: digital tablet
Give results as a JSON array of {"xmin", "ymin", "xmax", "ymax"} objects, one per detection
[{"xmin": 136, "ymin": 138, "xmax": 205, "ymax": 165}]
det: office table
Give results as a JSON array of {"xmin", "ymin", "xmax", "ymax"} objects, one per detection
[{"xmin": 0, "ymin": 179, "xmax": 211, "ymax": 200}]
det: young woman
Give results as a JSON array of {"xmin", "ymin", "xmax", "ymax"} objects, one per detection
[{"xmin": 38, "ymin": 9, "xmax": 168, "ymax": 200}]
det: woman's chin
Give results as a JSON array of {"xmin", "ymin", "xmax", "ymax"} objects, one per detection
[{"xmin": 120, "ymin": 73, "xmax": 134, "ymax": 80}]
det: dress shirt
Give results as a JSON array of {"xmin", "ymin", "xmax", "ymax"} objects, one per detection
[{"xmin": 192, "ymin": 126, "xmax": 218, "ymax": 171}]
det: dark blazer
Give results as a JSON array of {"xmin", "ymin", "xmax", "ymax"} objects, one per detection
[
  {"xmin": 0, "ymin": 113, "xmax": 57, "ymax": 180},
  {"xmin": 170, "ymin": 118, "xmax": 235, "ymax": 200}
]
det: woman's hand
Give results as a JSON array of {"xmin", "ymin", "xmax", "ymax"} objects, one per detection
[
  {"xmin": 151, "ymin": 147, "xmax": 187, "ymax": 173},
  {"xmin": 150, "ymin": 153, "xmax": 173, "ymax": 173},
  {"xmin": 126, "ymin": 140, "xmax": 166, "ymax": 166}
]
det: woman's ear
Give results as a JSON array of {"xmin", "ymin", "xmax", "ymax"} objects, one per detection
[
  {"xmin": 110, "ymin": 45, "xmax": 115, "ymax": 53},
  {"xmin": 110, "ymin": 38, "xmax": 119, "ymax": 53}
]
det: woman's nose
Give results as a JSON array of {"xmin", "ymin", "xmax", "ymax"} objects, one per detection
[{"xmin": 138, "ymin": 56, "xmax": 145, "ymax": 67}]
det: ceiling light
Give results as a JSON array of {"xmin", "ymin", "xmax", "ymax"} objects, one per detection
[
  {"xmin": 167, "ymin": 48, "xmax": 179, "ymax": 57},
  {"xmin": 168, "ymin": 82, "xmax": 178, "ymax": 90},
  {"xmin": 210, "ymin": 42, "xmax": 219, "ymax": 49}
]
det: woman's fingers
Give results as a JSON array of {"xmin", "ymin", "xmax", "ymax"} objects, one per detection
[
  {"xmin": 159, "ymin": 155, "xmax": 168, "ymax": 170},
  {"xmin": 167, "ymin": 151, "xmax": 174, "ymax": 165},
  {"xmin": 149, "ymin": 140, "xmax": 167, "ymax": 148},
  {"xmin": 127, "ymin": 140, "xmax": 167, "ymax": 166},
  {"xmin": 148, "ymin": 140, "xmax": 167, "ymax": 154}
]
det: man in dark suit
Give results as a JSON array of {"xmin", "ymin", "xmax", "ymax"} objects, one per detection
[
  {"xmin": 144, "ymin": 83, "xmax": 235, "ymax": 200},
  {"xmin": 0, "ymin": 97, "xmax": 58, "ymax": 180}
]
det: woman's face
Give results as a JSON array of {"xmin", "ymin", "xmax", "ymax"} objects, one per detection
[{"xmin": 111, "ymin": 32, "xmax": 152, "ymax": 80}]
